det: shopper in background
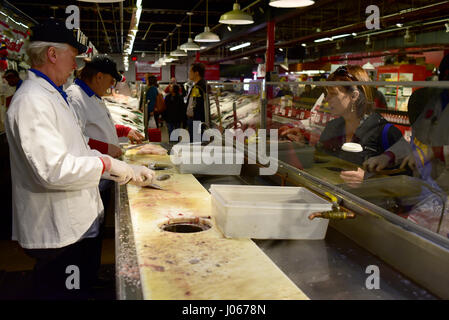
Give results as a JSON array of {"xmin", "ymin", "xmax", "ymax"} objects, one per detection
[
  {"xmin": 163, "ymin": 84, "xmax": 185, "ymax": 141},
  {"xmin": 5, "ymin": 19, "xmax": 155, "ymax": 300},
  {"xmin": 2, "ymin": 69, "xmax": 22, "ymax": 109},
  {"xmin": 280, "ymin": 65, "xmax": 402, "ymax": 186},
  {"xmin": 164, "ymin": 76, "xmax": 183, "ymax": 95},
  {"xmin": 186, "ymin": 63, "xmax": 208, "ymax": 142},
  {"xmin": 146, "ymin": 74, "xmax": 160, "ymax": 128}
]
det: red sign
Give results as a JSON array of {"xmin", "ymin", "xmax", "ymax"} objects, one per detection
[
  {"xmin": 204, "ymin": 64, "xmax": 220, "ymax": 81},
  {"xmin": 135, "ymin": 61, "xmax": 161, "ymax": 82}
]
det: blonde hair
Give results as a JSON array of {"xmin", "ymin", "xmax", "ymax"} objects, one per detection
[{"xmin": 26, "ymin": 41, "xmax": 69, "ymax": 67}]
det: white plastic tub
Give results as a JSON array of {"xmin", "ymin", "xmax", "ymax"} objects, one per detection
[
  {"xmin": 210, "ymin": 185, "xmax": 333, "ymax": 240},
  {"xmin": 171, "ymin": 145, "xmax": 242, "ymax": 175}
]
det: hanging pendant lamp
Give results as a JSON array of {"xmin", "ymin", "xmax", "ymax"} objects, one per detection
[
  {"xmin": 167, "ymin": 34, "xmax": 179, "ymax": 61},
  {"xmin": 269, "ymin": 0, "xmax": 315, "ymax": 8},
  {"xmin": 195, "ymin": 0, "xmax": 220, "ymax": 42},
  {"xmin": 219, "ymin": 2, "xmax": 254, "ymax": 25},
  {"xmin": 171, "ymin": 27, "xmax": 188, "ymax": 56},
  {"xmin": 180, "ymin": 12, "xmax": 201, "ymax": 51}
]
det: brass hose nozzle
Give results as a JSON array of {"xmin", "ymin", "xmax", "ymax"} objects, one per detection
[{"xmin": 308, "ymin": 211, "xmax": 356, "ymax": 220}]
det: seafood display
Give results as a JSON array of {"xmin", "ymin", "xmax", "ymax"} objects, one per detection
[
  {"xmin": 209, "ymin": 91, "xmax": 260, "ymax": 130},
  {"xmin": 104, "ymin": 93, "xmax": 144, "ymax": 134}
]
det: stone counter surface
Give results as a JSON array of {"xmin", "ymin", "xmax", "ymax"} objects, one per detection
[{"xmin": 123, "ymin": 150, "xmax": 308, "ymax": 300}]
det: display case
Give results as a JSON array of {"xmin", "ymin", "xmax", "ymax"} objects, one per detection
[{"xmin": 205, "ymin": 79, "xmax": 449, "ymax": 298}]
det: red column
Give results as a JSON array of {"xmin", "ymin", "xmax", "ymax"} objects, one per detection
[
  {"xmin": 266, "ymin": 20, "xmax": 275, "ymax": 73},
  {"xmin": 195, "ymin": 51, "xmax": 201, "ymax": 62},
  {"xmin": 170, "ymin": 65, "xmax": 176, "ymax": 78}
]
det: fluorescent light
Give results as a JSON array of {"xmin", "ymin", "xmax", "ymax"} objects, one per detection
[
  {"xmin": 352, "ymin": 32, "xmax": 357, "ymax": 36},
  {"xmin": 331, "ymin": 33, "xmax": 351, "ymax": 40},
  {"xmin": 279, "ymin": 48, "xmax": 283, "ymax": 51},
  {"xmin": 314, "ymin": 33, "xmax": 351, "ymax": 43},
  {"xmin": 227, "ymin": 26, "xmax": 232, "ymax": 31},
  {"xmin": 301, "ymin": 43, "xmax": 307, "ymax": 47},
  {"xmin": 396, "ymin": 23, "xmax": 403, "ymax": 27},
  {"xmin": 229, "ymin": 42, "xmax": 251, "ymax": 51},
  {"xmin": 314, "ymin": 37, "xmax": 331, "ymax": 43},
  {"xmin": 269, "ymin": 0, "xmax": 315, "ymax": 8}
]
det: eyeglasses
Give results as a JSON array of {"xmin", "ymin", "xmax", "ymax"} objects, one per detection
[{"xmin": 334, "ymin": 66, "xmax": 358, "ymax": 81}]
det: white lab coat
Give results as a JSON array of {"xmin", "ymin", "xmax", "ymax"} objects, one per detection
[
  {"xmin": 66, "ymin": 83, "xmax": 120, "ymax": 146},
  {"xmin": 5, "ymin": 71, "xmax": 104, "ymax": 249}
]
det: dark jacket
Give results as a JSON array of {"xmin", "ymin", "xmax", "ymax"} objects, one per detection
[
  {"xmin": 145, "ymin": 86, "xmax": 158, "ymax": 113},
  {"xmin": 187, "ymin": 78, "xmax": 207, "ymax": 122},
  {"xmin": 317, "ymin": 113, "xmax": 403, "ymax": 165},
  {"xmin": 163, "ymin": 93, "xmax": 185, "ymax": 123}
]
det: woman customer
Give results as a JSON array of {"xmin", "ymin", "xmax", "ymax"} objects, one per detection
[
  {"xmin": 163, "ymin": 84, "xmax": 185, "ymax": 141},
  {"xmin": 145, "ymin": 74, "xmax": 160, "ymax": 128},
  {"xmin": 280, "ymin": 65, "xmax": 403, "ymax": 185}
]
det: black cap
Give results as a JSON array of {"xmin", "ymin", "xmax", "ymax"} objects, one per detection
[
  {"xmin": 85, "ymin": 55, "xmax": 122, "ymax": 82},
  {"xmin": 30, "ymin": 19, "xmax": 87, "ymax": 54}
]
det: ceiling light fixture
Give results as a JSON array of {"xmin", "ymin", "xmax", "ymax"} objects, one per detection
[
  {"xmin": 219, "ymin": 2, "xmax": 254, "ymax": 25},
  {"xmin": 229, "ymin": 42, "xmax": 251, "ymax": 51},
  {"xmin": 227, "ymin": 26, "xmax": 232, "ymax": 32},
  {"xmin": 78, "ymin": 0, "xmax": 125, "ymax": 2},
  {"xmin": 171, "ymin": 27, "xmax": 188, "ymax": 56},
  {"xmin": 195, "ymin": 0, "xmax": 220, "ymax": 42},
  {"xmin": 269, "ymin": 0, "xmax": 315, "ymax": 8},
  {"xmin": 167, "ymin": 34, "xmax": 178, "ymax": 62},
  {"xmin": 180, "ymin": 12, "xmax": 201, "ymax": 51}
]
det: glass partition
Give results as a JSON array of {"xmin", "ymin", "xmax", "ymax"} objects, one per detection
[
  {"xmin": 262, "ymin": 79, "xmax": 449, "ymax": 240},
  {"xmin": 207, "ymin": 81, "xmax": 263, "ymax": 132}
]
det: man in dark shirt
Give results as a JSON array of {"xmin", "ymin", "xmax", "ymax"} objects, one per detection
[{"xmin": 186, "ymin": 63, "xmax": 208, "ymax": 142}]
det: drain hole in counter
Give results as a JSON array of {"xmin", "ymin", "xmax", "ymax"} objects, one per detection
[
  {"xmin": 149, "ymin": 163, "xmax": 173, "ymax": 171},
  {"xmin": 160, "ymin": 218, "xmax": 211, "ymax": 233}
]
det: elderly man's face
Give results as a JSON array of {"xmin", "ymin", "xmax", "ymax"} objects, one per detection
[{"xmin": 53, "ymin": 45, "xmax": 78, "ymax": 86}]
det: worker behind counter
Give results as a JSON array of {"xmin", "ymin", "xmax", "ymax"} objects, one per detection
[
  {"xmin": 67, "ymin": 55, "xmax": 144, "ymax": 159},
  {"xmin": 66, "ymin": 55, "xmax": 146, "ymax": 261},
  {"xmin": 280, "ymin": 65, "xmax": 403, "ymax": 186},
  {"xmin": 5, "ymin": 19, "xmax": 155, "ymax": 300}
]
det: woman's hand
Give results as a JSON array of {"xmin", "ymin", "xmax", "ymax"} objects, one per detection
[
  {"xmin": 363, "ymin": 154, "xmax": 391, "ymax": 172},
  {"xmin": 279, "ymin": 127, "xmax": 305, "ymax": 143},
  {"xmin": 340, "ymin": 167, "xmax": 365, "ymax": 188}
]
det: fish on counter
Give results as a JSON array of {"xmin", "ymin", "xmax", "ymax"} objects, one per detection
[{"xmin": 136, "ymin": 144, "xmax": 168, "ymax": 155}]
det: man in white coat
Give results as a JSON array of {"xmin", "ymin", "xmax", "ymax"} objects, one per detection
[{"xmin": 5, "ymin": 19, "xmax": 155, "ymax": 299}]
